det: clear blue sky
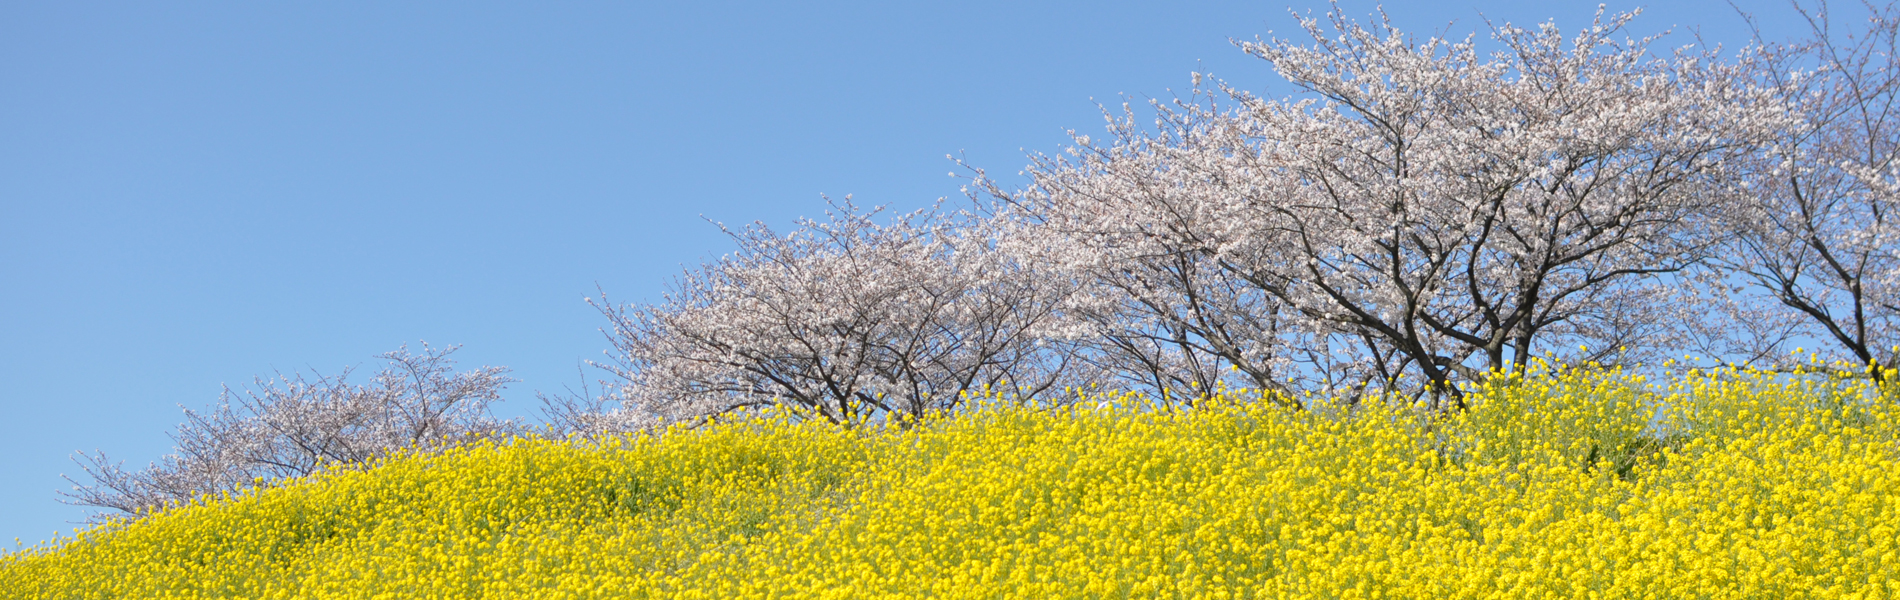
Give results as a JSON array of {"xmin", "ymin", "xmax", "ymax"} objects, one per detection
[{"xmin": 1, "ymin": 0, "xmax": 1809, "ymax": 548}]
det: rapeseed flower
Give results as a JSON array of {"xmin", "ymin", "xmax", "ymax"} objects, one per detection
[{"xmin": 2, "ymin": 369, "xmax": 1896, "ymax": 598}]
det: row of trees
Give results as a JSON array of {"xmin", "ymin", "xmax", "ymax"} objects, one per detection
[
  {"xmin": 589, "ymin": 2, "xmax": 1900, "ymax": 420},
  {"xmin": 71, "ymin": 2, "xmax": 1900, "ymax": 516}
]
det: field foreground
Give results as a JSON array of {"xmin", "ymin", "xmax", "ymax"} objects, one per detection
[{"xmin": 4, "ymin": 370, "xmax": 1899, "ymax": 599}]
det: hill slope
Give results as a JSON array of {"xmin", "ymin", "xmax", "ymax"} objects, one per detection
[{"xmin": 5, "ymin": 371, "xmax": 1898, "ymax": 598}]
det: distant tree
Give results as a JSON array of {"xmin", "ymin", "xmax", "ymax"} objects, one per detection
[
  {"xmin": 1007, "ymin": 7, "xmax": 1776, "ymax": 408},
  {"xmin": 583, "ymin": 198, "xmax": 1085, "ymax": 428},
  {"xmin": 1716, "ymin": 0, "xmax": 1900, "ymax": 379},
  {"xmin": 65, "ymin": 344, "xmax": 515, "ymax": 517}
]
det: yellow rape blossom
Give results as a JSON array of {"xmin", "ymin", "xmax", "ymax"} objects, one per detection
[{"xmin": 3, "ymin": 368, "xmax": 1898, "ymax": 598}]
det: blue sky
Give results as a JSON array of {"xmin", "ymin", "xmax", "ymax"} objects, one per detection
[{"xmin": 1, "ymin": 0, "xmax": 1811, "ymax": 547}]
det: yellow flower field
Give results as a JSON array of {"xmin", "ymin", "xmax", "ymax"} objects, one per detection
[{"xmin": 4, "ymin": 368, "xmax": 1897, "ymax": 599}]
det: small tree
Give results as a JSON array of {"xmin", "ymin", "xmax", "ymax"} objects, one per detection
[
  {"xmin": 587, "ymin": 198, "xmax": 1083, "ymax": 427},
  {"xmin": 65, "ymin": 344, "xmax": 515, "ymax": 517}
]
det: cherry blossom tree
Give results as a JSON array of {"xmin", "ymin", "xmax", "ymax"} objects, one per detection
[
  {"xmin": 65, "ymin": 344, "xmax": 516, "ymax": 517},
  {"xmin": 1011, "ymin": 7, "xmax": 1776, "ymax": 407},
  {"xmin": 585, "ymin": 198, "xmax": 1085, "ymax": 427},
  {"xmin": 973, "ymin": 162, "xmax": 1332, "ymax": 407},
  {"xmin": 1717, "ymin": 0, "xmax": 1900, "ymax": 379}
]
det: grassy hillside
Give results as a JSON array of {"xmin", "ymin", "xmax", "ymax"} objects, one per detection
[{"xmin": 4, "ymin": 369, "xmax": 1898, "ymax": 599}]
